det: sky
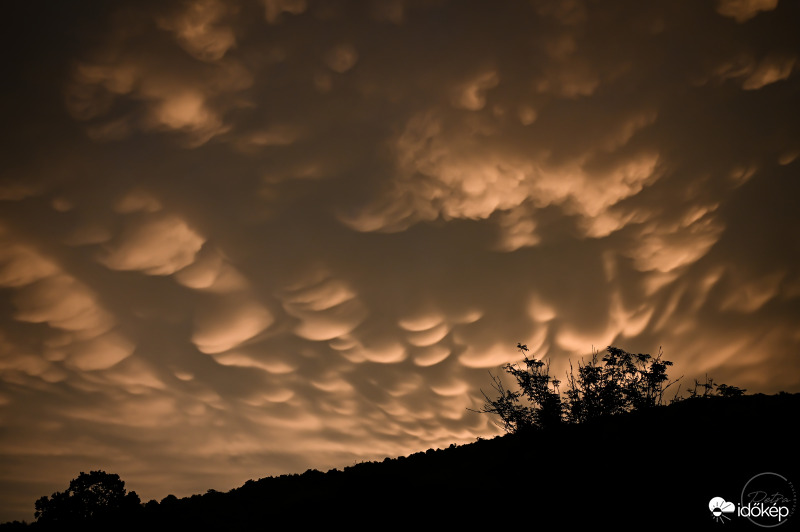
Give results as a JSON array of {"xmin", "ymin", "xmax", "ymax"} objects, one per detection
[{"xmin": 1, "ymin": 0, "xmax": 799, "ymax": 522}]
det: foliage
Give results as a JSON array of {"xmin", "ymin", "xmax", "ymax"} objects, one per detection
[
  {"xmin": 563, "ymin": 346, "xmax": 678, "ymax": 424},
  {"xmin": 475, "ymin": 344, "xmax": 683, "ymax": 432},
  {"xmin": 472, "ymin": 371, "xmax": 531, "ymax": 433},
  {"xmin": 34, "ymin": 470, "xmax": 140, "ymax": 526},
  {"xmin": 715, "ymin": 383, "xmax": 746, "ymax": 398},
  {"xmin": 471, "ymin": 343, "xmax": 562, "ymax": 432},
  {"xmin": 684, "ymin": 374, "xmax": 747, "ymax": 399},
  {"xmin": 500, "ymin": 344, "xmax": 563, "ymax": 430}
]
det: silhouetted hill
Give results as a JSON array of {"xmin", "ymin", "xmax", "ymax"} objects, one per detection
[{"xmin": 5, "ymin": 393, "xmax": 798, "ymax": 531}]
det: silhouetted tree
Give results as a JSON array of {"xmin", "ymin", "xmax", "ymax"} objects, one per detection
[{"xmin": 34, "ymin": 470, "xmax": 140, "ymax": 527}]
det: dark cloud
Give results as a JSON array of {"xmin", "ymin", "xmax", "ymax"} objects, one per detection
[{"xmin": 1, "ymin": 0, "xmax": 799, "ymax": 522}]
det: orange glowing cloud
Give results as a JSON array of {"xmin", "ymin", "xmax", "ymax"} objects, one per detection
[
  {"xmin": 716, "ymin": 0, "xmax": 778, "ymax": 22},
  {"xmin": 66, "ymin": 332, "xmax": 135, "ymax": 371},
  {"xmin": 452, "ymin": 71, "xmax": 499, "ymax": 111},
  {"xmin": 411, "ymin": 345, "xmax": 451, "ymax": 367},
  {"xmin": 192, "ymin": 298, "xmax": 274, "ymax": 354},
  {"xmin": 342, "ymin": 108, "xmax": 663, "ymax": 249},
  {"xmin": 67, "ymin": 37, "xmax": 252, "ymax": 146},
  {"xmin": 262, "ymin": 0, "xmax": 307, "ymax": 24},
  {"xmin": 281, "ymin": 273, "xmax": 368, "ymax": 342},
  {"xmin": 742, "ymin": 55, "xmax": 795, "ymax": 90},
  {"xmin": 458, "ymin": 342, "xmax": 520, "ymax": 369},
  {"xmin": 158, "ymin": 0, "xmax": 237, "ymax": 62},
  {"xmin": 11, "ymin": 273, "xmax": 115, "ymax": 339},
  {"xmin": 324, "ymin": 44, "xmax": 359, "ymax": 74},
  {"xmin": 99, "ymin": 214, "xmax": 205, "ymax": 276}
]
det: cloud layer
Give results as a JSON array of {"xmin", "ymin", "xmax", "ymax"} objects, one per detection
[{"xmin": 1, "ymin": 0, "xmax": 799, "ymax": 522}]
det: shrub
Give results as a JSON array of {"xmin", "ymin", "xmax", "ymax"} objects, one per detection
[{"xmin": 474, "ymin": 344, "xmax": 683, "ymax": 432}]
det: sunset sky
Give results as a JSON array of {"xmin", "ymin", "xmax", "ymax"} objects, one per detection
[{"xmin": 2, "ymin": 0, "xmax": 799, "ymax": 522}]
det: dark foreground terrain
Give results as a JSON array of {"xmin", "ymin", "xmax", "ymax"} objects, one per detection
[{"xmin": 3, "ymin": 393, "xmax": 798, "ymax": 530}]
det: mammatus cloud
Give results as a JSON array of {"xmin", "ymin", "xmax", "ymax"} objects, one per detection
[
  {"xmin": 716, "ymin": 0, "xmax": 778, "ymax": 22},
  {"xmin": 262, "ymin": 0, "xmax": 308, "ymax": 24},
  {"xmin": 0, "ymin": 0, "xmax": 798, "ymax": 523},
  {"xmin": 99, "ymin": 214, "xmax": 205, "ymax": 275},
  {"xmin": 0, "ymin": 229, "xmax": 133, "ymax": 374},
  {"xmin": 158, "ymin": 0, "xmax": 237, "ymax": 62}
]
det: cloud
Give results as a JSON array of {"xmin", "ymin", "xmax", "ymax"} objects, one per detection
[
  {"xmin": 99, "ymin": 214, "xmax": 205, "ymax": 275},
  {"xmin": 66, "ymin": 332, "xmax": 136, "ymax": 371},
  {"xmin": 342, "ymin": 109, "xmax": 661, "ymax": 244},
  {"xmin": 716, "ymin": 0, "xmax": 779, "ymax": 23},
  {"xmin": 742, "ymin": 55, "xmax": 795, "ymax": 90},
  {"xmin": 66, "ymin": 24, "xmax": 252, "ymax": 146},
  {"xmin": 9, "ymin": 272, "xmax": 114, "ymax": 340},
  {"xmin": 0, "ymin": 231, "xmax": 135, "ymax": 384},
  {"xmin": 192, "ymin": 296, "xmax": 274, "ymax": 354},
  {"xmin": 281, "ymin": 273, "xmax": 368, "ymax": 342},
  {"xmin": 0, "ymin": 240, "xmax": 60, "ymax": 288},
  {"xmin": 158, "ymin": 0, "xmax": 237, "ymax": 62},
  {"xmin": 452, "ymin": 71, "xmax": 499, "ymax": 111},
  {"xmin": 262, "ymin": 0, "xmax": 307, "ymax": 24},
  {"xmin": 370, "ymin": 0, "xmax": 405, "ymax": 24},
  {"xmin": 324, "ymin": 44, "xmax": 359, "ymax": 74}
]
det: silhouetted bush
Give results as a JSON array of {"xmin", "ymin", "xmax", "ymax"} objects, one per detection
[
  {"xmin": 475, "ymin": 344, "xmax": 683, "ymax": 432},
  {"xmin": 683, "ymin": 374, "xmax": 747, "ymax": 399},
  {"xmin": 563, "ymin": 345, "xmax": 678, "ymax": 423}
]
